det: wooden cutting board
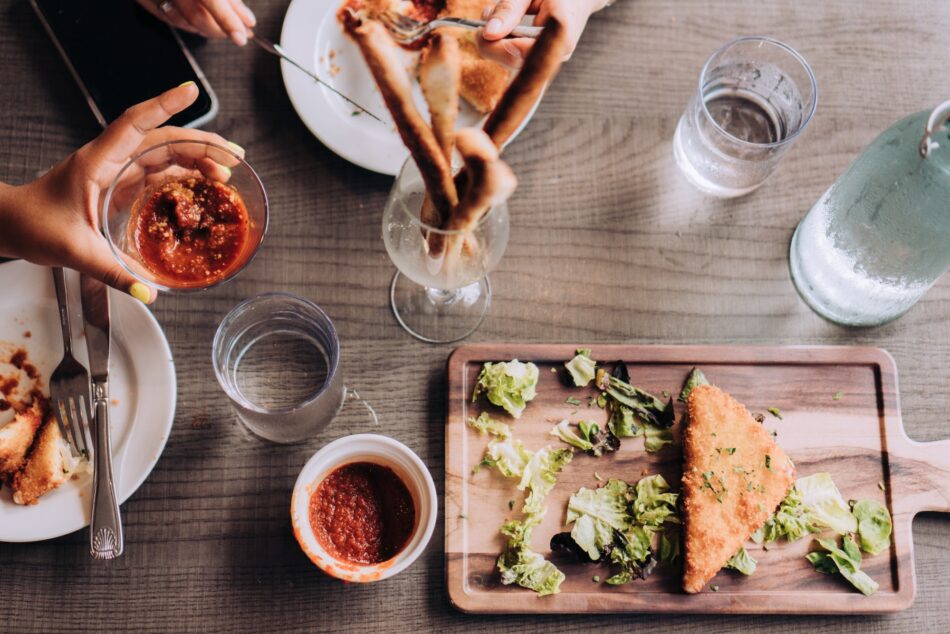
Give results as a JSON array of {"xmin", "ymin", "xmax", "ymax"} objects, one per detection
[{"xmin": 444, "ymin": 344, "xmax": 950, "ymax": 614}]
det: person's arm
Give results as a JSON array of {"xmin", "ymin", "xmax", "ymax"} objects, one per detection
[
  {"xmin": 478, "ymin": 0, "xmax": 615, "ymax": 69},
  {"xmin": 0, "ymin": 83, "xmax": 241, "ymax": 304}
]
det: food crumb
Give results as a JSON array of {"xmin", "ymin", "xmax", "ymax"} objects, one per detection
[
  {"xmin": 641, "ymin": 469, "xmax": 649, "ymax": 476},
  {"xmin": 329, "ymin": 63, "xmax": 341, "ymax": 77},
  {"xmin": 710, "ymin": 585, "xmax": 719, "ymax": 592},
  {"xmin": 550, "ymin": 367, "xmax": 557, "ymax": 373},
  {"xmin": 23, "ymin": 331, "xmax": 31, "ymax": 338},
  {"xmin": 833, "ymin": 390, "xmax": 844, "ymax": 401},
  {"xmin": 111, "ymin": 398, "xmax": 120, "ymax": 406},
  {"xmin": 878, "ymin": 481, "xmax": 886, "ymax": 492},
  {"xmin": 458, "ymin": 513, "xmax": 468, "ymax": 520},
  {"xmin": 592, "ymin": 575, "xmax": 600, "ymax": 583},
  {"xmin": 329, "ymin": 49, "xmax": 336, "ymax": 60}
]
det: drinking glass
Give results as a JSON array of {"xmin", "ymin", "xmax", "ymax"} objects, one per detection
[
  {"xmin": 382, "ymin": 158, "xmax": 510, "ymax": 344},
  {"xmin": 673, "ymin": 36, "xmax": 818, "ymax": 197},
  {"xmin": 101, "ymin": 140, "xmax": 268, "ymax": 292},
  {"xmin": 212, "ymin": 293, "xmax": 346, "ymax": 443},
  {"xmin": 789, "ymin": 100, "xmax": 950, "ymax": 327}
]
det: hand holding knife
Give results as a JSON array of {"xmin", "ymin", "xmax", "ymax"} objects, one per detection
[{"xmin": 80, "ymin": 275, "xmax": 124, "ymax": 560}]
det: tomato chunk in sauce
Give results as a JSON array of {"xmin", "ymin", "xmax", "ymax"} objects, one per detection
[
  {"xmin": 310, "ymin": 462, "xmax": 416, "ymax": 566},
  {"xmin": 131, "ymin": 177, "xmax": 250, "ymax": 285}
]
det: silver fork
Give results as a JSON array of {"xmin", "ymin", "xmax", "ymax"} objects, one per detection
[
  {"xmin": 378, "ymin": 11, "xmax": 543, "ymax": 45},
  {"xmin": 49, "ymin": 267, "xmax": 92, "ymax": 459}
]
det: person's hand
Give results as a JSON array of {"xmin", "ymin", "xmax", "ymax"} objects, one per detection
[
  {"xmin": 477, "ymin": 0, "xmax": 611, "ymax": 69},
  {"xmin": 137, "ymin": 0, "xmax": 256, "ymax": 46},
  {"xmin": 0, "ymin": 83, "xmax": 243, "ymax": 304}
]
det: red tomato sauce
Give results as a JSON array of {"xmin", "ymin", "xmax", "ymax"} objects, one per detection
[
  {"xmin": 130, "ymin": 177, "xmax": 250, "ymax": 286},
  {"xmin": 310, "ymin": 462, "xmax": 416, "ymax": 565}
]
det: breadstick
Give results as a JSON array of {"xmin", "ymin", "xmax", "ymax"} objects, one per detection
[
  {"xmin": 419, "ymin": 32, "xmax": 461, "ymax": 162},
  {"xmin": 482, "ymin": 16, "xmax": 569, "ymax": 149}
]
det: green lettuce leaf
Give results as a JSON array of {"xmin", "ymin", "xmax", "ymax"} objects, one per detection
[
  {"xmin": 606, "ymin": 526, "xmax": 654, "ymax": 585},
  {"xmin": 467, "ymin": 412, "xmax": 512, "ymax": 438},
  {"xmin": 497, "ymin": 517, "xmax": 565, "ymax": 596},
  {"xmin": 851, "ymin": 499, "xmax": 892, "ymax": 556},
  {"xmin": 752, "ymin": 485, "xmax": 816, "ymax": 544},
  {"xmin": 632, "ymin": 474, "xmax": 680, "ymax": 530},
  {"xmin": 644, "ymin": 424, "xmax": 674, "ymax": 453},
  {"xmin": 606, "ymin": 402, "xmax": 642, "ymax": 438},
  {"xmin": 807, "ymin": 535, "xmax": 879, "ymax": 596},
  {"xmin": 472, "ymin": 360, "xmax": 539, "ymax": 418},
  {"xmin": 484, "ymin": 437, "xmax": 532, "ymax": 479},
  {"xmin": 566, "ymin": 479, "xmax": 630, "ymax": 559},
  {"xmin": 519, "ymin": 446, "xmax": 573, "ymax": 515},
  {"xmin": 550, "ymin": 419, "xmax": 594, "ymax": 452},
  {"xmin": 658, "ymin": 529, "xmax": 681, "ymax": 565},
  {"xmin": 679, "ymin": 367, "xmax": 709, "ymax": 402},
  {"xmin": 725, "ymin": 547, "xmax": 757, "ymax": 575},
  {"xmin": 796, "ymin": 473, "xmax": 857, "ymax": 535},
  {"xmin": 565, "ymin": 349, "xmax": 597, "ymax": 387}
]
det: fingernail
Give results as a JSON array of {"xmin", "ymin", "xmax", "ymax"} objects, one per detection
[
  {"xmin": 178, "ymin": 80, "xmax": 196, "ymax": 88},
  {"xmin": 227, "ymin": 140, "xmax": 245, "ymax": 154},
  {"xmin": 503, "ymin": 40, "xmax": 524, "ymax": 61},
  {"xmin": 485, "ymin": 18, "xmax": 503, "ymax": 36},
  {"xmin": 242, "ymin": 5, "xmax": 257, "ymax": 26},
  {"xmin": 481, "ymin": 7, "xmax": 492, "ymax": 19},
  {"xmin": 222, "ymin": 165, "xmax": 232, "ymax": 179},
  {"xmin": 129, "ymin": 283, "xmax": 152, "ymax": 304},
  {"xmin": 232, "ymin": 30, "xmax": 247, "ymax": 46}
]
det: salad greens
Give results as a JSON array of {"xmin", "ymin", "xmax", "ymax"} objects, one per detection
[
  {"xmin": 520, "ymin": 447, "xmax": 574, "ymax": 515},
  {"xmin": 497, "ymin": 517, "xmax": 565, "ymax": 597},
  {"xmin": 806, "ymin": 535, "xmax": 879, "ymax": 596},
  {"xmin": 472, "ymin": 360, "xmax": 539, "ymax": 418},
  {"xmin": 557, "ymin": 474, "xmax": 680, "ymax": 585},
  {"xmin": 644, "ymin": 425, "xmax": 674, "ymax": 453},
  {"xmin": 679, "ymin": 367, "xmax": 709, "ymax": 402},
  {"xmin": 851, "ymin": 499, "xmax": 892, "ymax": 555},
  {"xmin": 466, "ymin": 412, "xmax": 512, "ymax": 438},
  {"xmin": 725, "ymin": 547, "xmax": 758, "ymax": 575},
  {"xmin": 483, "ymin": 437, "xmax": 533, "ymax": 479},
  {"xmin": 549, "ymin": 420, "xmax": 620, "ymax": 457},
  {"xmin": 796, "ymin": 473, "xmax": 858, "ymax": 535},
  {"xmin": 752, "ymin": 484, "xmax": 815, "ymax": 544},
  {"xmin": 565, "ymin": 349, "xmax": 597, "ymax": 387}
]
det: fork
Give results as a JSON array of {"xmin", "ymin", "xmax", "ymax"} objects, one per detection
[
  {"xmin": 50, "ymin": 267, "xmax": 92, "ymax": 459},
  {"xmin": 378, "ymin": 10, "xmax": 543, "ymax": 45}
]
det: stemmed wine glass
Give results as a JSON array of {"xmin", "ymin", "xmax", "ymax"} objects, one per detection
[{"xmin": 382, "ymin": 158, "xmax": 510, "ymax": 343}]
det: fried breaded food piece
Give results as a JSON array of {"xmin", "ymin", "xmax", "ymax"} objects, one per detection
[
  {"xmin": 438, "ymin": 1, "xmax": 510, "ymax": 114},
  {"xmin": 0, "ymin": 401, "xmax": 43, "ymax": 483},
  {"xmin": 11, "ymin": 415, "xmax": 79, "ymax": 505},
  {"xmin": 681, "ymin": 384, "xmax": 795, "ymax": 594}
]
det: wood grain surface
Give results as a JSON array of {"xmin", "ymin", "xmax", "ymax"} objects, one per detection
[
  {"xmin": 445, "ymin": 344, "xmax": 949, "ymax": 614},
  {"xmin": 1, "ymin": 0, "xmax": 949, "ymax": 632}
]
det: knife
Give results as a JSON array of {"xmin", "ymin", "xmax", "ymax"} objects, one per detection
[
  {"xmin": 250, "ymin": 34, "xmax": 384, "ymax": 124},
  {"xmin": 80, "ymin": 275, "xmax": 123, "ymax": 560}
]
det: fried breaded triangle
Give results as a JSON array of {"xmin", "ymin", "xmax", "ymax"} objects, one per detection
[
  {"xmin": 345, "ymin": 17, "xmax": 458, "ymax": 223},
  {"xmin": 12, "ymin": 414, "xmax": 78, "ymax": 505},
  {"xmin": 0, "ymin": 401, "xmax": 43, "ymax": 484},
  {"xmin": 439, "ymin": 1, "xmax": 511, "ymax": 114},
  {"xmin": 681, "ymin": 384, "xmax": 796, "ymax": 594},
  {"xmin": 419, "ymin": 32, "xmax": 461, "ymax": 161},
  {"xmin": 482, "ymin": 15, "xmax": 569, "ymax": 148}
]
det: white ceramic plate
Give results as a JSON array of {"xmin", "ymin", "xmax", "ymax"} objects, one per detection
[
  {"xmin": 0, "ymin": 261, "xmax": 176, "ymax": 542},
  {"xmin": 279, "ymin": 0, "xmax": 536, "ymax": 175}
]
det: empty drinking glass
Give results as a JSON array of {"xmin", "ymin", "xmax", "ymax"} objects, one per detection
[
  {"xmin": 382, "ymin": 158, "xmax": 510, "ymax": 344},
  {"xmin": 673, "ymin": 36, "xmax": 818, "ymax": 197},
  {"xmin": 789, "ymin": 100, "xmax": 950, "ymax": 327},
  {"xmin": 212, "ymin": 293, "xmax": 345, "ymax": 443}
]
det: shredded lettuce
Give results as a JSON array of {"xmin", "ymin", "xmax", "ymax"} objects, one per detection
[
  {"xmin": 467, "ymin": 412, "xmax": 512, "ymax": 438},
  {"xmin": 607, "ymin": 402, "xmax": 641, "ymax": 438},
  {"xmin": 484, "ymin": 437, "xmax": 532, "ymax": 479},
  {"xmin": 644, "ymin": 424, "xmax": 674, "ymax": 453},
  {"xmin": 851, "ymin": 499, "xmax": 892, "ymax": 555},
  {"xmin": 564, "ymin": 349, "xmax": 597, "ymax": 387},
  {"xmin": 519, "ymin": 447, "xmax": 573, "ymax": 515},
  {"xmin": 472, "ymin": 360, "xmax": 539, "ymax": 418},
  {"xmin": 806, "ymin": 535, "xmax": 879, "ymax": 596},
  {"xmin": 632, "ymin": 475, "xmax": 680, "ymax": 530},
  {"xmin": 796, "ymin": 473, "xmax": 858, "ymax": 534},
  {"xmin": 549, "ymin": 420, "xmax": 619, "ymax": 457},
  {"xmin": 566, "ymin": 479, "xmax": 630, "ymax": 560},
  {"xmin": 606, "ymin": 526, "xmax": 654, "ymax": 585},
  {"xmin": 497, "ymin": 517, "xmax": 565, "ymax": 596},
  {"xmin": 725, "ymin": 547, "xmax": 758, "ymax": 575},
  {"xmin": 752, "ymin": 485, "xmax": 816, "ymax": 544}
]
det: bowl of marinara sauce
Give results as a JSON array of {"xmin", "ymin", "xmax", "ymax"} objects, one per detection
[
  {"xmin": 291, "ymin": 434, "xmax": 437, "ymax": 582},
  {"xmin": 101, "ymin": 140, "xmax": 268, "ymax": 293}
]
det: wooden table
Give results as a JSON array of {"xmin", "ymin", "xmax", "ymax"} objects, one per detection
[{"xmin": 1, "ymin": 0, "xmax": 948, "ymax": 631}]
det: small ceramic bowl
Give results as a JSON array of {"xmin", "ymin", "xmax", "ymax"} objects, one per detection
[{"xmin": 291, "ymin": 434, "xmax": 437, "ymax": 582}]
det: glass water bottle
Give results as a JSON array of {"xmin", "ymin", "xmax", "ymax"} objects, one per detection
[{"xmin": 789, "ymin": 100, "xmax": 950, "ymax": 326}]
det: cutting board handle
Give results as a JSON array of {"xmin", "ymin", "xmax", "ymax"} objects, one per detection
[{"xmin": 892, "ymin": 438, "xmax": 950, "ymax": 515}]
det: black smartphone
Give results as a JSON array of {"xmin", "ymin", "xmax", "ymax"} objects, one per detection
[{"xmin": 31, "ymin": 0, "xmax": 218, "ymax": 128}]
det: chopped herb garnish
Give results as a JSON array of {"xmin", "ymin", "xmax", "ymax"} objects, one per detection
[
  {"xmin": 662, "ymin": 390, "xmax": 671, "ymax": 399},
  {"xmin": 717, "ymin": 447, "xmax": 737, "ymax": 455},
  {"xmin": 710, "ymin": 585, "xmax": 719, "ymax": 592},
  {"xmin": 508, "ymin": 499, "xmax": 515, "ymax": 510},
  {"xmin": 767, "ymin": 407, "xmax": 783, "ymax": 419},
  {"xmin": 833, "ymin": 390, "xmax": 844, "ymax": 401},
  {"xmin": 878, "ymin": 481, "xmax": 886, "ymax": 492},
  {"xmin": 765, "ymin": 454, "xmax": 773, "ymax": 471},
  {"xmin": 459, "ymin": 513, "xmax": 468, "ymax": 519},
  {"xmin": 351, "ymin": 111, "xmax": 361, "ymax": 116},
  {"xmin": 746, "ymin": 481, "xmax": 753, "ymax": 492},
  {"xmin": 592, "ymin": 575, "xmax": 600, "ymax": 583},
  {"xmin": 701, "ymin": 470, "xmax": 724, "ymax": 502},
  {"xmin": 566, "ymin": 396, "xmax": 582, "ymax": 406}
]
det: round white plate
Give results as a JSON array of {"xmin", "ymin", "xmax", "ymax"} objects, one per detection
[
  {"xmin": 0, "ymin": 261, "xmax": 176, "ymax": 542},
  {"xmin": 279, "ymin": 0, "xmax": 536, "ymax": 176}
]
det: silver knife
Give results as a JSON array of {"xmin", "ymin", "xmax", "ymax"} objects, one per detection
[
  {"xmin": 250, "ymin": 34, "xmax": 385, "ymax": 123},
  {"xmin": 80, "ymin": 275, "xmax": 123, "ymax": 560}
]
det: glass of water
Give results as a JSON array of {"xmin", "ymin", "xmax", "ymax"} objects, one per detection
[
  {"xmin": 673, "ymin": 36, "xmax": 818, "ymax": 197},
  {"xmin": 212, "ymin": 293, "xmax": 345, "ymax": 443},
  {"xmin": 382, "ymin": 158, "xmax": 510, "ymax": 344}
]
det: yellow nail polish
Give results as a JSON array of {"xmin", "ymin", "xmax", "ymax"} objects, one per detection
[
  {"xmin": 227, "ymin": 141, "xmax": 245, "ymax": 154},
  {"xmin": 178, "ymin": 80, "xmax": 196, "ymax": 88},
  {"xmin": 129, "ymin": 282, "xmax": 152, "ymax": 304}
]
